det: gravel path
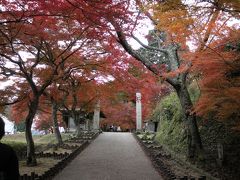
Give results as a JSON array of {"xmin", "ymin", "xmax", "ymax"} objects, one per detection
[{"xmin": 53, "ymin": 132, "xmax": 162, "ymax": 180}]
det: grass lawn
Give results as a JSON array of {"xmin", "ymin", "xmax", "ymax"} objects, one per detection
[
  {"xmin": 2, "ymin": 133, "xmax": 73, "ymax": 145},
  {"xmin": 2, "ymin": 133, "xmax": 27, "ymax": 143},
  {"xmin": 0, "ymin": 133, "xmax": 74, "ymax": 155},
  {"xmin": 1, "ymin": 132, "xmax": 77, "ymax": 176}
]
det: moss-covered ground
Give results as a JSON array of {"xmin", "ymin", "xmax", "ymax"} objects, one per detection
[
  {"xmin": 151, "ymin": 82, "xmax": 240, "ymax": 179},
  {"xmin": 153, "ymin": 92, "xmax": 187, "ymax": 154}
]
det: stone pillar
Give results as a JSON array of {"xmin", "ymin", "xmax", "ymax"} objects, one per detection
[
  {"xmin": 68, "ymin": 117, "xmax": 76, "ymax": 132},
  {"xmin": 136, "ymin": 92, "xmax": 142, "ymax": 130},
  {"xmin": 93, "ymin": 100, "xmax": 100, "ymax": 130},
  {"xmin": 85, "ymin": 119, "xmax": 89, "ymax": 131}
]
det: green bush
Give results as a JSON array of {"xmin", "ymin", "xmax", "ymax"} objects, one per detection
[
  {"xmin": 155, "ymin": 112, "xmax": 187, "ymax": 153},
  {"xmin": 15, "ymin": 121, "xmax": 25, "ymax": 132},
  {"xmin": 151, "ymin": 83, "xmax": 200, "ymax": 154}
]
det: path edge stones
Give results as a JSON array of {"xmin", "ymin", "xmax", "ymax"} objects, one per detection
[
  {"xmin": 49, "ymin": 131, "xmax": 101, "ymax": 180},
  {"xmin": 19, "ymin": 132, "xmax": 100, "ymax": 180},
  {"xmin": 132, "ymin": 133, "xmax": 167, "ymax": 178}
]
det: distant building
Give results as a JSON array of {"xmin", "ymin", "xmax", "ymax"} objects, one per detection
[
  {"xmin": 61, "ymin": 110, "xmax": 106, "ymax": 132},
  {"xmin": 0, "ymin": 114, "xmax": 15, "ymax": 134}
]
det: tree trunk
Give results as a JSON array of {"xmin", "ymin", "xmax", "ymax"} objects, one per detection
[
  {"xmin": 174, "ymin": 81, "xmax": 203, "ymax": 159},
  {"xmin": 52, "ymin": 101, "xmax": 63, "ymax": 145},
  {"xmin": 114, "ymin": 25, "xmax": 203, "ymax": 159},
  {"xmin": 25, "ymin": 99, "xmax": 38, "ymax": 166}
]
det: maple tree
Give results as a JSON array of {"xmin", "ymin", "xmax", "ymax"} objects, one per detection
[
  {"xmin": 66, "ymin": 0, "xmax": 237, "ymax": 158},
  {"xmin": 145, "ymin": 0, "xmax": 239, "ymax": 155},
  {"xmin": 187, "ymin": 1, "xmax": 240, "ymax": 131},
  {"xmin": 10, "ymin": 97, "xmax": 29, "ymax": 124},
  {"xmin": 41, "ymin": 85, "xmax": 66, "ymax": 145},
  {"xmin": 54, "ymin": 48, "xmax": 115, "ymax": 135},
  {"xmin": 0, "ymin": 0, "xmax": 95, "ymax": 165},
  {"xmin": 192, "ymin": 29, "xmax": 240, "ymax": 127},
  {"xmin": 108, "ymin": 4, "xmax": 203, "ymax": 158},
  {"xmin": 99, "ymin": 56, "xmax": 166, "ymax": 131},
  {"xmin": 1, "ymin": 0, "xmax": 198, "ymax": 160},
  {"xmin": 101, "ymin": 101, "xmax": 136, "ymax": 131},
  {"xmin": 0, "ymin": 0, "xmax": 238, "ymax": 165},
  {"xmin": 198, "ymin": 0, "xmax": 240, "ymax": 17},
  {"xmin": 61, "ymin": 75, "xmax": 97, "ymax": 135},
  {"xmin": 36, "ymin": 94, "xmax": 66, "ymax": 135},
  {"xmin": 34, "ymin": 111, "xmax": 53, "ymax": 134}
]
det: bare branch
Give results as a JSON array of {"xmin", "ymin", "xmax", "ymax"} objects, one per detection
[
  {"xmin": 0, "ymin": 95, "xmax": 27, "ymax": 106},
  {"xmin": 131, "ymin": 34, "xmax": 167, "ymax": 53}
]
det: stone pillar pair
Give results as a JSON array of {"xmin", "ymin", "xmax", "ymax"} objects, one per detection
[{"xmin": 92, "ymin": 93, "xmax": 143, "ymax": 132}]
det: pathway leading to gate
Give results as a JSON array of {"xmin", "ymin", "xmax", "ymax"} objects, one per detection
[{"xmin": 53, "ymin": 132, "xmax": 162, "ymax": 180}]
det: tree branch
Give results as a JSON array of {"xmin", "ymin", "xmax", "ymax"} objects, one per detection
[
  {"xmin": 131, "ymin": 34, "xmax": 168, "ymax": 53},
  {"xmin": 112, "ymin": 23, "xmax": 159, "ymax": 75}
]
